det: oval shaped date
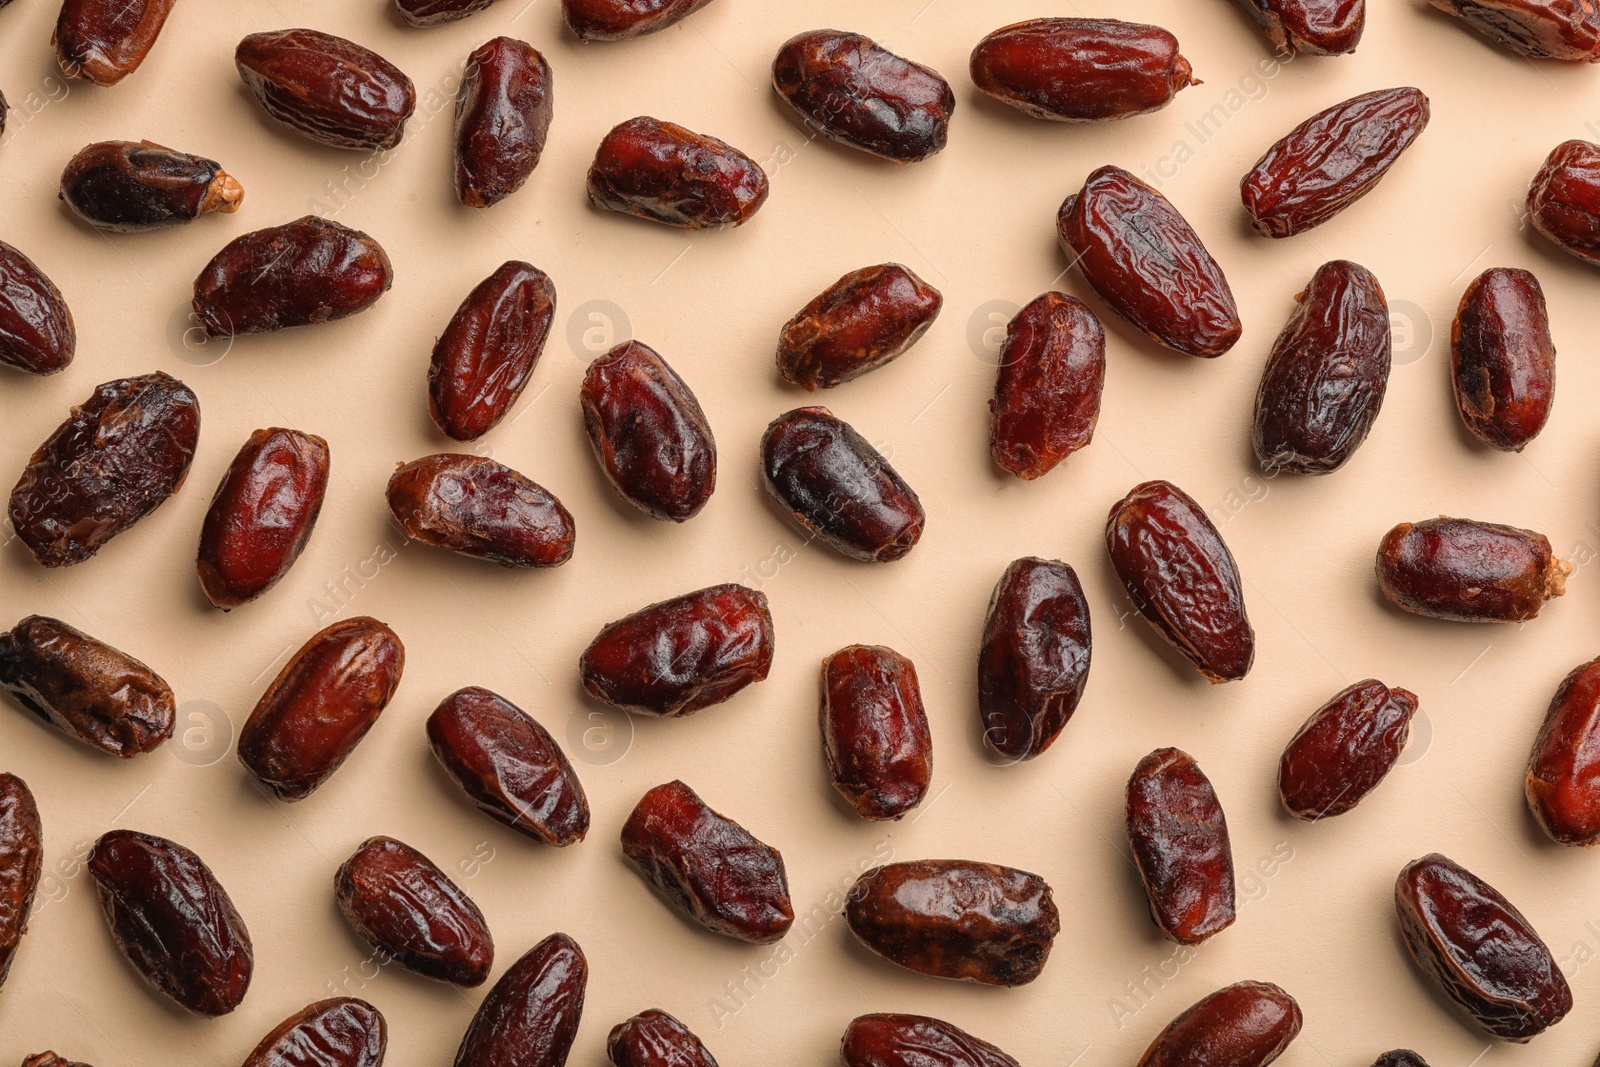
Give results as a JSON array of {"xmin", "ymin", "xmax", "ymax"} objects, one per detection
[
  {"xmin": 429, "ymin": 261, "xmax": 556, "ymax": 441},
  {"xmin": 1529, "ymin": 139, "xmax": 1600, "ymax": 263},
  {"xmin": 608, "ymin": 1009, "xmax": 719, "ymax": 1067},
  {"xmin": 1526, "ymin": 655, "xmax": 1600, "ymax": 845},
  {"xmin": 54, "ymin": 0, "xmax": 174, "ymax": 85},
  {"xmin": 587, "ymin": 117, "xmax": 768, "ymax": 228},
  {"xmin": 1451, "ymin": 267, "xmax": 1555, "ymax": 451},
  {"xmin": 236, "ymin": 29, "xmax": 416, "ymax": 151},
  {"xmin": 0, "ymin": 774, "xmax": 42, "ymax": 991},
  {"xmin": 1279, "ymin": 679, "xmax": 1417, "ymax": 820},
  {"xmin": 1235, "ymin": 0, "xmax": 1365, "ymax": 55},
  {"xmin": 977, "ymin": 557, "xmax": 1092, "ymax": 762},
  {"xmin": 23, "ymin": 1055, "xmax": 92, "ymax": 1067},
  {"xmin": 842, "ymin": 1014, "xmax": 1019, "ymax": 1067},
  {"xmin": 990, "ymin": 291, "xmax": 1105, "ymax": 479},
  {"xmin": 821, "ymin": 645, "xmax": 932, "ymax": 820},
  {"xmin": 1428, "ymin": 0, "xmax": 1600, "ymax": 60},
  {"xmin": 455, "ymin": 37, "xmax": 552, "ymax": 208},
  {"xmin": 1373, "ymin": 1053, "xmax": 1430, "ymax": 1067},
  {"xmin": 970, "ymin": 18, "xmax": 1196, "ymax": 122},
  {"xmin": 777, "ymin": 264, "xmax": 941, "ymax": 390},
  {"xmin": 1136, "ymin": 981, "xmax": 1302, "ymax": 1067},
  {"xmin": 0, "ymin": 239, "xmax": 75, "ymax": 375},
  {"xmin": 388, "ymin": 454, "xmax": 575, "ymax": 568},
  {"xmin": 397, "ymin": 0, "xmax": 503, "ymax": 27},
  {"xmin": 1376, "ymin": 517, "xmax": 1570, "ymax": 622},
  {"xmin": 60, "ymin": 140, "xmax": 242, "ymax": 233},
  {"xmin": 564, "ymin": 0, "xmax": 717, "ymax": 39},
  {"xmin": 1127, "ymin": 748, "xmax": 1236, "ymax": 944},
  {"xmin": 243, "ymin": 998, "xmax": 387, "ymax": 1067},
  {"xmin": 454, "ymin": 933, "xmax": 587, "ymax": 1067}
]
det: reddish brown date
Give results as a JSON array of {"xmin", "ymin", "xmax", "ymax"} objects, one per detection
[
  {"xmin": 607, "ymin": 1009, "xmax": 719, "ymax": 1067},
  {"xmin": 1106, "ymin": 481, "xmax": 1255, "ymax": 682},
  {"xmin": 0, "ymin": 239, "xmax": 74, "ymax": 375},
  {"xmin": 777, "ymin": 264, "xmax": 941, "ymax": 390},
  {"xmin": 1376, "ymin": 517, "xmax": 1570, "ymax": 622},
  {"xmin": 455, "ymin": 38, "xmax": 552, "ymax": 208},
  {"xmin": 0, "ymin": 774, "xmax": 42, "ymax": 991},
  {"xmin": 387, "ymin": 454, "xmax": 575, "ymax": 568},
  {"xmin": 622, "ymin": 780, "xmax": 792, "ymax": 943},
  {"xmin": 1252, "ymin": 259, "xmax": 1392, "ymax": 474},
  {"xmin": 1235, "ymin": 0, "xmax": 1365, "ymax": 55},
  {"xmin": 0, "ymin": 616, "xmax": 174, "ymax": 757},
  {"xmin": 821, "ymin": 645, "xmax": 932, "ymax": 820},
  {"xmin": 336, "ymin": 836, "xmax": 494, "ymax": 987},
  {"xmin": 1395, "ymin": 853, "xmax": 1571, "ymax": 1041},
  {"xmin": 1428, "ymin": 0, "xmax": 1600, "ymax": 59},
  {"xmin": 588, "ymin": 117, "xmax": 768, "ymax": 228},
  {"xmin": 429, "ymin": 261, "xmax": 556, "ymax": 440},
  {"xmin": 1526, "ymin": 655, "xmax": 1600, "ymax": 845},
  {"xmin": 1528, "ymin": 140, "xmax": 1600, "ymax": 262},
  {"xmin": 60, "ymin": 140, "xmax": 242, "ymax": 233},
  {"xmin": 9, "ymin": 371, "xmax": 199, "ymax": 567},
  {"xmin": 581, "ymin": 341, "xmax": 716, "ymax": 521},
  {"xmin": 238, "ymin": 617, "xmax": 404, "ymax": 801},
  {"xmin": 54, "ymin": 0, "xmax": 174, "ymax": 85},
  {"xmin": 761, "ymin": 406, "xmax": 925, "ymax": 562},
  {"xmin": 397, "ymin": 0, "xmax": 503, "ymax": 27},
  {"xmin": 842, "ymin": 1014, "xmax": 1018, "ymax": 1067},
  {"xmin": 1373, "ymin": 1054, "xmax": 1430, "ymax": 1067},
  {"xmin": 564, "ymin": 0, "xmax": 717, "ymax": 39},
  {"xmin": 454, "ymin": 933, "xmax": 586, "ymax": 1067},
  {"xmin": 1127, "ymin": 748, "xmax": 1236, "ymax": 944},
  {"xmin": 977, "ymin": 558, "xmax": 1091, "ymax": 762},
  {"xmin": 197, "ymin": 427, "xmax": 330, "ymax": 610},
  {"xmin": 243, "ymin": 998, "xmax": 387, "ymax": 1067},
  {"xmin": 580, "ymin": 584, "xmax": 773, "ymax": 716},
  {"xmin": 1451, "ymin": 268, "xmax": 1555, "ymax": 451},
  {"xmin": 990, "ymin": 292, "xmax": 1105, "ymax": 479},
  {"xmin": 970, "ymin": 19, "xmax": 1196, "ymax": 122},
  {"xmin": 88, "ymin": 829, "xmax": 253, "ymax": 1017},
  {"xmin": 428, "ymin": 686, "xmax": 590, "ymax": 846},
  {"xmin": 1058, "ymin": 166, "xmax": 1240, "ymax": 357},
  {"xmin": 236, "ymin": 29, "xmax": 416, "ymax": 151},
  {"xmin": 1279, "ymin": 680, "xmax": 1417, "ymax": 820},
  {"xmin": 24, "ymin": 1055, "xmax": 92, "ymax": 1067},
  {"xmin": 1136, "ymin": 981, "xmax": 1302, "ymax": 1067},
  {"xmin": 1242, "ymin": 88, "xmax": 1429, "ymax": 238}
]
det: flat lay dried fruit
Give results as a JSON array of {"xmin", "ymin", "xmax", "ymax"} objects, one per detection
[
  {"xmin": 1450, "ymin": 267, "xmax": 1555, "ymax": 451},
  {"xmin": 1278, "ymin": 680, "xmax": 1417, "ymax": 819},
  {"xmin": 841, "ymin": 1014, "xmax": 1019, "ymax": 1067},
  {"xmin": 1127, "ymin": 748, "xmax": 1236, "ymax": 944},
  {"xmin": 242, "ymin": 998, "xmax": 387, "ymax": 1067},
  {"xmin": 1234, "ymin": 0, "xmax": 1366, "ymax": 55},
  {"xmin": 453, "ymin": 933, "xmax": 587, "ymax": 1067},
  {"xmin": 236, "ymin": 29, "xmax": 416, "ymax": 151},
  {"xmin": 607, "ymin": 1009, "xmax": 720, "ymax": 1067},
  {"xmin": 0, "ymin": 774, "xmax": 42, "ymax": 991},
  {"xmin": 1372, "ymin": 1053, "xmax": 1430, "ymax": 1067},
  {"xmin": 563, "ymin": 0, "xmax": 718, "ymax": 39},
  {"xmin": 54, "ymin": 0, "xmax": 175, "ymax": 85},
  {"xmin": 23, "ymin": 1054, "xmax": 91, "ymax": 1067},
  {"xmin": 821, "ymin": 645, "xmax": 932, "ymax": 820},
  {"xmin": 989, "ymin": 291, "xmax": 1105, "ymax": 479},
  {"xmin": 1136, "ymin": 981, "xmax": 1302, "ymax": 1067},
  {"xmin": 587, "ymin": 117, "xmax": 768, "ymax": 228},
  {"xmin": 0, "ymin": 240, "xmax": 75, "ymax": 375},
  {"xmin": 977, "ymin": 557, "xmax": 1092, "ymax": 762},
  {"xmin": 1427, "ymin": 0, "xmax": 1600, "ymax": 59},
  {"xmin": 1528, "ymin": 139, "xmax": 1600, "ymax": 262},
  {"xmin": 1376, "ymin": 517, "xmax": 1570, "ymax": 622},
  {"xmin": 386, "ymin": 453, "xmax": 576, "ymax": 568},
  {"xmin": 429, "ymin": 261, "xmax": 556, "ymax": 441},
  {"xmin": 776, "ymin": 264, "xmax": 942, "ymax": 390},
  {"xmin": 455, "ymin": 37, "xmax": 553, "ymax": 208},
  {"xmin": 397, "ymin": 0, "xmax": 503, "ymax": 27},
  {"xmin": 59, "ymin": 140, "xmax": 242, "ymax": 232},
  {"xmin": 1526, "ymin": 655, "xmax": 1600, "ymax": 845}
]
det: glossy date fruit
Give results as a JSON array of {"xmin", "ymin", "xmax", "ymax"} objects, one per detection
[
  {"xmin": 243, "ymin": 998, "xmax": 387, "ymax": 1067},
  {"xmin": 1528, "ymin": 140, "xmax": 1600, "ymax": 262},
  {"xmin": 23, "ymin": 1055, "xmax": 92, "ymax": 1067},
  {"xmin": 1450, "ymin": 268, "xmax": 1555, "ymax": 451},
  {"xmin": 977, "ymin": 558, "xmax": 1091, "ymax": 762},
  {"xmin": 0, "ymin": 774, "xmax": 42, "ymax": 991},
  {"xmin": 1376, "ymin": 517, "xmax": 1570, "ymax": 622},
  {"xmin": 777, "ymin": 264, "xmax": 942, "ymax": 390},
  {"xmin": 397, "ymin": 0, "xmax": 503, "ymax": 27},
  {"xmin": 1373, "ymin": 1054, "xmax": 1430, "ymax": 1067},
  {"xmin": 54, "ymin": 0, "xmax": 174, "ymax": 85},
  {"xmin": 587, "ymin": 117, "xmax": 768, "ymax": 228},
  {"xmin": 238, "ymin": 617, "xmax": 404, "ymax": 801},
  {"xmin": 387, "ymin": 454, "xmax": 575, "ymax": 568},
  {"xmin": 59, "ymin": 140, "xmax": 242, "ymax": 233},
  {"xmin": 1127, "ymin": 748, "xmax": 1236, "ymax": 944},
  {"xmin": 1525, "ymin": 655, "xmax": 1600, "ymax": 845},
  {"xmin": 821, "ymin": 645, "xmax": 932, "ymax": 820},
  {"xmin": 0, "ymin": 239, "xmax": 74, "ymax": 375},
  {"xmin": 455, "ymin": 38, "xmax": 552, "ymax": 208},
  {"xmin": 1278, "ymin": 680, "xmax": 1417, "ymax": 819},
  {"xmin": 841, "ymin": 1014, "xmax": 1018, "ymax": 1067},
  {"xmin": 607, "ymin": 1009, "xmax": 719, "ymax": 1067},
  {"xmin": 429, "ymin": 261, "xmax": 556, "ymax": 440},
  {"xmin": 1136, "ymin": 981, "xmax": 1302, "ymax": 1067},
  {"xmin": 236, "ymin": 29, "xmax": 416, "ymax": 151},
  {"xmin": 564, "ymin": 0, "xmax": 717, "ymax": 39},
  {"xmin": 581, "ymin": 341, "xmax": 716, "ymax": 521},
  {"xmin": 454, "ymin": 933, "xmax": 587, "ymax": 1067},
  {"xmin": 1058, "ymin": 166, "xmax": 1240, "ymax": 357},
  {"xmin": 1234, "ymin": 0, "xmax": 1365, "ymax": 55},
  {"xmin": 1427, "ymin": 0, "xmax": 1600, "ymax": 60},
  {"xmin": 989, "ymin": 292, "xmax": 1105, "ymax": 479},
  {"xmin": 970, "ymin": 18, "xmax": 1195, "ymax": 122},
  {"xmin": 1395, "ymin": 853, "xmax": 1571, "ymax": 1041}
]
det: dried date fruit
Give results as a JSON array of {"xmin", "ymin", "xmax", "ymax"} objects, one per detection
[
  {"xmin": 607, "ymin": 1009, "xmax": 719, "ymax": 1067},
  {"xmin": 581, "ymin": 341, "xmax": 716, "ymax": 521},
  {"xmin": 970, "ymin": 18, "xmax": 1196, "ymax": 122},
  {"xmin": 0, "ymin": 240, "xmax": 73, "ymax": 375},
  {"xmin": 1278, "ymin": 680, "xmax": 1417, "ymax": 820},
  {"xmin": 1450, "ymin": 268, "xmax": 1555, "ymax": 451},
  {"xmin": 0, "ymin": 615, "xmax": 174, "ymax": 757},
  {"xmin": 429, "ymin": 261, "xmax": 556, "ymax": 440},
  {"xmin": 1241, "ymin": 88, "xmax": 1429, "ymax": 238},
  {"xmin": 1528, "ymin": 140, "xmax": 1600, "ymax": 262},
  {"xmin": 398, "ymin": 0, "xmax": 503, "ymax": 27},
  {"xmin": 24, "ymin": 1055, "xmax": 92, "ymax": 1067},
  {"xmin": 989, "ymin": 292, "xmax": 1105, "ymax": 479},
  {"xmin": 242, "ymin": 998, "xmax": 386, "ymax": 1067},
  {"xmin": 428, "ymin": 686, "xmax": 590, "ymax": 846},
  {"xmin": 776, "ymin": 264, "xmax": 942, "ymax": 390},
  {"xmin": 455, "ymin": 38, "xmax": 552, "ymax": 208},
  {"xmin": 238, "ymin": 616, "xmax": 404, "ymax": 801},
  {"xmin": 1136, "ymin": 981, "xmax": 1302, "ymax": 1067},
  {"xmin": 1428, "ymin": 0, "xmax": 1600, "ymax": 59},
  {"xmin": 841, "ymin": 1014, "xmax": 1018, "ymax": 1067},
  {"xmin": 587, "ymin": 117, "xmax": 768, "ymax": 228},
  {"xmin": 1373, "ymin": 1054, "xmax": 1430, "ymax": 1067},
  {"xmin": 88, "ymin": 829, "xmax": 252, "ymax": 1017},
  {"xmin": 761, "ymin": 406, "xmax": 925, "ymax": 562},
  {"xmin": 1376, "ymin": 517, "xmax": 1569, "ymax": 622},
  {"xmin": 54, "ymin": 0, "xmax": 174, "ymax": 85},
  {"xmin": 1234, "ymin": 0, "xmax": 1365, "ymax": 55},
  {"xmin": 1252, "ymin": 259, "xmax": 1392, "ymax": 474},
  {"xmin": 453, "ymin": 933, "xmax": 586, "ymax": 1067},
  {"xmin": 977, "ymin": 557, "xmax": 1091, "ymax": 762},
  {"xmin": 564, "ymin": 0, "xmax": 717, "ymax": 39},
  {"xmin": 1127, "ymin": 748, "xmax": 1236, "ymax": 944},
  {"xmin": 236, "ymin": 29, "xmax": 416, "ymax": 151},
  {"xmin": 197, "ymin": 428, "xmax": 330, "ymax": 610},
  {"xmin": 621, "ymin": 780, "xmax": 792, "ymax": 943},
  {"xmin": 1058, "ymin": 166, "xmax": 1240, "ymax": 357},
  {"xmin": 1106, "ymin": 481, "xmax": 1255, "ymax": 682},
  {"xmin": 580, "ymin": 585, "xmax": 773, "ymax": 716},
  {"xmin": 59, "ymin": 140, "xmax": 242, "ymax": 233},
  {"xmin": 0, "ymin": 774, "xmax": 42, "ymax": 990},
  {"xmin": 1525, "ymin": 655, "xmax": 1600, "ymax": 845},
  {"xmin": 1395, "ymin": 853, "xmax": 1571, "ymax": 1041},
  {"xmin": 821, "ymin": 645, "xmax": 932, "ymax": 820},
  {"xmin": 386, "ymin": 454, "xmax": 575, "ymax": 568}
]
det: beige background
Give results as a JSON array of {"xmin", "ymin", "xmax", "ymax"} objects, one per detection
[{"xmin": 3, "ymin": 0, "xmax": 1600, "ymax": 1062}]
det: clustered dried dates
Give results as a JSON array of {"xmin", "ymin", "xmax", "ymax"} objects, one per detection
[
  {"xmin": 977, "ymin": 557, "xmax": 1092, "ymax": 762},
  {"xmin": 429, "ymin": 261, "xmax": 556, "ymax": 441},
  {"xmin": 1428, "ymin": 0, "xmax": 1600, "ymax": 60},
  {"xmin": 1528, "ymin": 139, "xmax": 1600, "ymax": 263},
  {"xmin": 0, "ymin": 239, "xmax": 75, "ymax": 375},
  {"xmin": 588, "ymin": 117, "xmax": 768, "ymax": 228},
  {"xmin": 970, "ymin": 18, "xmax": 1196, "ymax": 122},
  {"xmin": 454, "ymin": 933, "xmax": 587, "ymax": 1067},
  {"xmin": 1278, "ymin": 680, "xmax": 1417, "ymax": 820},
  {"xmin": 1376, "ymin": 516, "xmax": 1570, "ymax": 622},
  {"xmin": 1235, "ymin": 0, "xmax": 1366, "ymax": 55},
  {"xmin": 59, "ymin": 140, "xmax": 242, "ymax": 232},
  {"xmin": 820, "ymin": 644, "xmax": 932, "ymax": 820},
  {"xmin": 1126, "ymin": 748, "xmax": 1236, "ymax": 945},
  {"xmin": 1136, "ymin": 981, "xmax": 1302, "ymax": 1067},
  {"xmin": 989, "ymin": 292, "xmax": 1105, "ymax": 479},
  {"xmin": 563, "ymin": 0, "xmax": 718, "ymax": 40},
  {"xmin": 387, "ymin": 453, "xmax": 576, "ymax": 568},
  {"xmin": 607, "ymin": 1009, "xmax": 720, "ymax": 1067},
  {"xmin": 776, "ymin": 264, "xmax": 942, "ymax": 390},
  {"xmin": 1450, "ymin": 267, "xmax": 1556, "ymax": 451},
  {"xmin": 0, "ymin": 773, "xmax": 42, "ymax": 991},
  {"xmin": 455, "ymin": 38, "xmax": 553, "ymax": 208},
  {"xmin": 841, "ymin": 1014, "xmax": 1018, "ymax": 1067},
  {"xmin": 241, "ymin": 998, "xmax": 387, "ymax": 1067},
  {"xmin": 54, "ymin": 0, "xmax": 174, "ymax": 85},
  {"xmin": 236, "ymin": 29, "xmax": 416, "ymax": 151},
  {"xmin": 1525, "ymin": 655, "xmax": 1600, "ymax": 845}
]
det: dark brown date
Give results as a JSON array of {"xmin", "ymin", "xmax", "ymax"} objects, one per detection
[
  {"xmin": 236, "ymin": 29, "xmax": 416, "ymax": 151},
  {"xmin": 455, "ymin": 37, "xmax": 552, "ymax": 208},
  {"xmin": 59, "ymin": 140, "xmax": 242, "ymax": 233},
  {"xmin": 1252, "ymin": 259, "xmax": 1392, "ymax": 474},
  {"xmin": 1373, "ymin": 1054, "xmax": 1430, "ymax": 1067},
  {"xmin": 821, "ymin": 645, "xmax": 932, "ymax": 820},
  {"xmin": 1395, "ymin": 853, "xmax": 1571, "ymax": 1041},
  {"xmin": 970, "ymin": 18, "xmax": 1195, "ymax": 122},
  {"xmin": 429, "ymin": 261, "xmax": 556, "ymax": 440},
  {"xmin": 621, "ymin": 780, "xmax": 792, "ymax": 944},
  {"xmin": 1278, "ymin": 679, "xmax": 1417, "ymax": 820},
  {"xmin": 387, "ymin": 454, "xmax": 575, "ymax": 568},
  {"xmin": 0, "ymin": 774, "xmax": 42, "ymax": 991},
  {"xmin": 397, "ymin": 0, "xmax": 503, "ymax": 27},
  {"xmin": 580, "ymin": 585, "xmax": 773, "ymax": 715},
  {"xmin": 243, "ymin": 998, "xmax": 387, "ymax": 1067},
  {"xmin": 1058, "ymin": 166, "xmax": 1240, "ymax": 357},
  {"xmin": 777, "ymin": 264, "xmax": 942, "ymax": 389},
  {"xmin": 1106, "ymin": 480, "xmax": 1255, "ymax": 682},
  {"xmin": 1127, "ymin": 748, "xmax": 1236, "ymax": 944},
  {"xmin": 0, "ymin": 615, "xmax": 174, "ymax": 757},
  {"xmin": 453, "ymin": 933, "xmax": 586, "ymax": 1067},
  {"xmin": 989, "ymin": 291, "xmax": 1105, "ymax": 479},
  {"xmin": 773, "ymin": 30, "xmax": 954, "ymax": 163},
  {"xmin": 23, "ymin": 1055, "xmax": 92, "ymax": 1067},
  {"xmin": 0, "ymin": 239, "xmax": 73, "ymax": 375},
  {"xmin": 564, "ymin": 0, "xmax": 717, "ymax": 39},
  {"xmin": 1136, "ymin": 981, "xmax": 1302, "ymax": 1067},
  {"xmin": 1451, "ymin": 268, "xmax": 1555, "ymax": 451},
  {"xmin": 587, "ymin": 117, "xmax": 768, "ymax": 228},
  {"xmin": 88, "ymin": 829, "xmax": 252, "ymax": 1017},
  {"xmin": 1528, "ymin": 140, "xmax": 1600, "ymax": 263},
  {"xmin": 428, "ymin": 686, "xmax": 590, "ymax": 846},
  {"xmin": 1526, "ymin": 655, "xmax": 1600, "ymax": 845},
  {"xmin": 54, "ymin": 0, "xmax": 174, "ymax": 85},
  {"xmin": 1376, "ymin": 517, "xmax": 1570, "ymax": 622},
  {"xmin": 607, "ymin": 1009, "xmax": 719, "ymax": 1067},
  {"xmin": 761, "ymin": 406, "xmax": 925, "ymax": 562},
  {"xmin": 197, "ymin": 427, "xmax": 330, "ymax": 610},
  {"xmin": 238, "ymin": 617, "xmax": 404, "ymax": 801},
  {"xmin": 1428, "ymin": 0, "xmax": 1600, "ymax": 59},
  {"xmin": 336, "ymin": 835, "xmax": 494, "ymax": 987},
  {"xmin": 841, "ymin": 1014, "xmax": 1018, "ymax": 1067},
  {"xmin": 581, "ymin": 341, "xmax": 716, "ymax": 521},
  {"xmin": 977, "ymin": 558, "xmax": 1091, "ymax": 762},
  {"xmin": 846, "ymin": 860, "xmax": 1058, "ymax": 986},
  {"xmin": 1235, "ymin": 0, "xmax": 1365, "ymax": 55},
  {"xmin": 1241, "ymin": 88, "xmax": 1430, "ymax": 238},
  {"xmin": 9, "ymin": 371, "xmax": 199, "ymax": 567}
]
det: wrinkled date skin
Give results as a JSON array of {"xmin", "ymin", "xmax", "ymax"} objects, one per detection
[
  {"xmin": 397, "ymin": 0, "xmax": 503, "ymax": 27},
  {"xmin": 0, "ymin": 774, "xmax": 42, "ymax": 991},
  {"xmin": 1058, "ymin": 166, "xmax": 1240, "ymax": 357},
  {"xmin": 1235, "ymin": 0, "xmax": 1366, "ymax": 55},
  {"xmin": 1279, "ymin": 679, "xmax": 1417, "ymax": 819},
  {"xmin": 238, "ymin": 617, "xmax": 405, "ymax": 801},
  {"xmin": 1395, "ymin": 853, "xmax": 1572, "ymax": 1041},
  {"xmin": 1451, "ymin": 268, "xmax": 1555, "ymax": 451},
  {"xmin": 1373, "ymin": 1054, "xmax": 1431, "ymax": 1067},
  {"xmin": 0, "ymin": 615, "xmax": 175, "ymax": 757},
  {"xmin": 761, "ymin": 406, "xmax": 926, "ymax": 562},
  {"xmin": 454, "ymin": 933, "xmax": 586, "ymax": 1067},
  {"xmin": 582, "ymin": 341, "xmax": 716, "ymax": 521},
  {"xmin": 242, "ymin": 998, "xmax": 386, "ymax": 1067},
  {"xmin": 1376, "ymin": 517, "xmax": 1570, "ymax": 622},
  {"xmin": 1428, "ymin": 0, "xmax": 1600, "ymax": 59},
  {"xmin": 88, "ymin": 830, "xmax": 253, "ymax": 1017},
  {"xmin": 841, "ymin": 1014, "xmax": 1019, "ymax": 1067},
  {"xmin": 607, "ymin": 1009, "xmax": 720, "ymax": 1067},
  {"xmin": 1528, "ymin": 140, "xmax": 1600, "ymax": 262},
  {"xmin": 60, "ymin": 140, "xmax": 243, "ymax": 233},
  {"xmin": 197, "ymin": 428, "xmax": 330, "ymax": 609},
  {"xmin": 0, "ymin": 239, "xmax": 74, "ymax": 375},
  {"xmin": 455, "ymin": 38, "xmax": 552, "ymax": 208},
  {"xmin": 236, "ymin": 29, "xmax": 416, "ymax": 151},
  {"xmin": 1252, "ymin": 259, "xmax": 1392, "ymax": 474},
  {"xmin": 970, "ymin": 18, "xmax": 1196, "ymax": 122},
  {"xmin": 9, "ymin": 371, "xmax": 199, "ymax": 567},
  {"xmin": 1127, "ymin": 748, "xmax": 1237, "ymax": 944},
  {"xmin": 588, "ymin": 117, "xmax": 768, "ymax": 228},
  {"xmin": 428, "ymin": 686, "xmax": 591, "ymax": 846},
  {"xmin": 564, "ymin": 0, "xmax": 717, "ymax": 39},
  {"xmin": 1106, "ymin": 480, "xmax": 1255, "ymax": 682},
  {"xmin": 1241, "ymin": 88, "xmax": 1430, "ymax": 238},
  {"xmin": 990, "ymin": 292, "xmax": 1106, "ymax": 479},
  {"xmin": 24, "ymin": 1056, "xmax": 93, "ymax": 1067},
  {"xmin": 1525, "ymin": 656, "xmax": 1600, "ymax": 845},
  {"xmin": 1136, "ymin": 981, "xmax": 1302, "ymax": 1067},
  {"xmin": 777, "ymin": 264, "xmax": 942, "ymax": 390},
  {"xmin": 387, "ymin": 454, "xmax": 575, "ymax": 568},
  {"xmin": 821, "ymin": 645, "xmax": 932, "ymax": 820},
  {"xmin": 54, "ymin": 0, "xmax": 174, "ymax": 85},
  {"xmin": 336, "ymin": 836, "xmax": 494, "ymax": 987},
  {"xmin": 430, "ymin": 261, "xmax": 556, "ymax": 440},
  {"xmin": 977, "ymin": 558, "xmax": 1092, "ymax": 763}
]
